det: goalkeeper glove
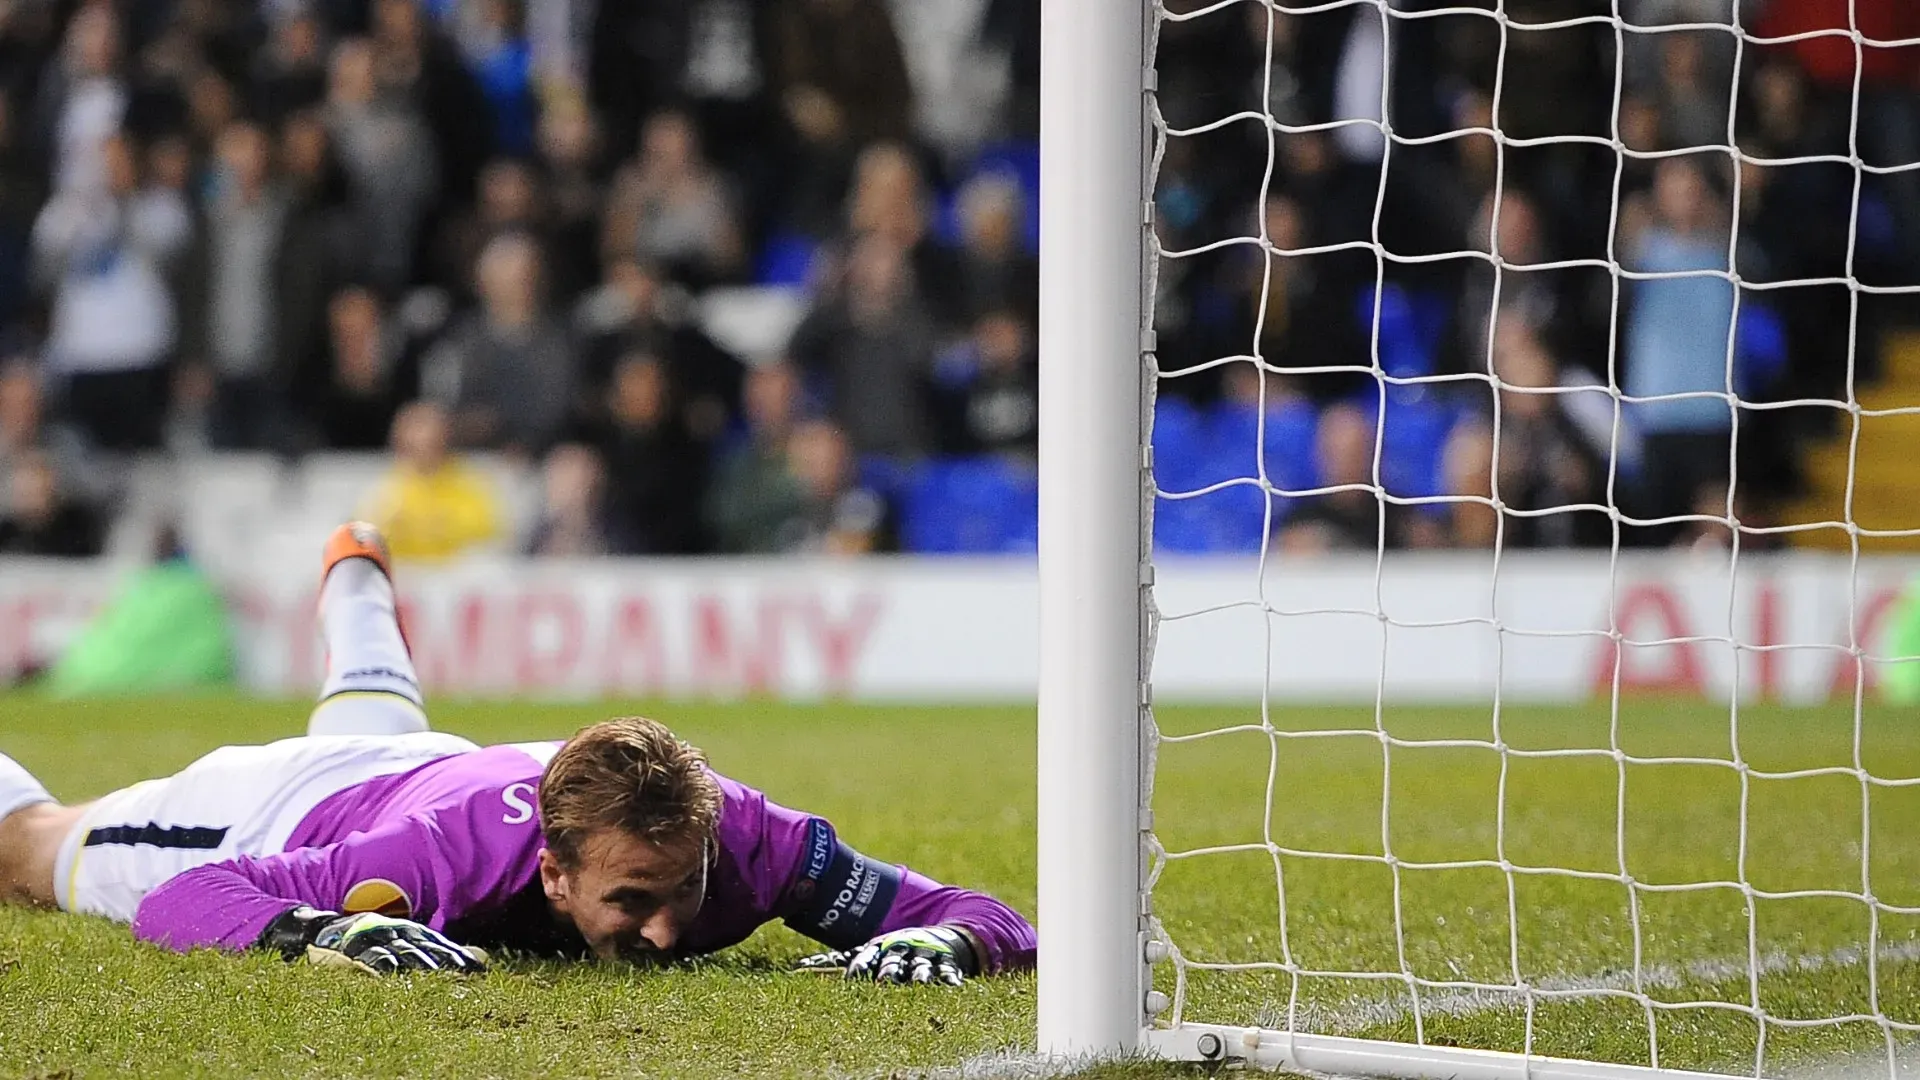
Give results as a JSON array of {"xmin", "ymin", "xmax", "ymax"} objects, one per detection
[
  {"xmin": 798, "ymin": 926, "xmax": 980, "ymax": 986},
  {"xmin": 258, "ymin": 906, "xmax": 487, "ymax": 975}
]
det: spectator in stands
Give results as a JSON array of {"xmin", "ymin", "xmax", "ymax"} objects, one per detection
[
  {"xmin": 182, "ymin": 121, "xmax": 300, "ymax": 451},
  {"xmin": 0, "ymin": 356, "xmax": 104, "ymax": 508},
  {"xmin": 1621, "ymin": 156, "xmax": 1736, "ymax": 541},
  {"xmin": 1223, "ymin": 192, "xmax": 1367, "ymax": 402},
  {"xmin": 1275, "ymin": 129, "xmax": 1377, "ymax": 270},
  {"xmin": 890, "ymin": 0, "xmax": 1016, "ymax": 162},
  {"xmin": 0, "ymin": 89, "xmax": 39, "ymax": 338},
  {"xmin": 1651, "ymin": 29, "xmax": 1730, "ymax": 153},
  {"xmin": 162, "ymin": 361, "xmax": 214, "ymax": 454},
  {"xmin": 931, "ymin": 308, "xmax": 1037, "ymax": 460},
  {"xmin": 707, "ymin": 362, "xmax": 807, "ymax": 553},
  {"xmin": 576, "ymin": 1, "xmax": 679, "ymax": 161},
  {"xmin": 311, "ymin": 287, "xmax": 403, "ymax": 451},
  {"xmin": 457, "ymin": 0, "xmax": 536, "ymax": 159},
  {"xmin": 421, "ymin": 232, "xmax": 574, "ymax": 453},
  {"xmin": 0, "ymin": 451, "xmax": 103, "ymax": 557},
  {"xmin": 182, "ymin": 71, "xmax": 241, "ymax": 160},
  {"xmin": 1441, "ymin": 319, "xmax": 1607, "ymax": 550},
  {"xmin": 324, "ymin": 37, "xmax": 437, "ymax": 292},
  {"xmin": 574, "ymin": 255, "xmax": 658, "ymax": 380},
  {"xmin": 952, "ymin": 171, "xmax": 1037, "ymax": 324},
  {"xmin": 783, "ymin": 418, "xmax": 883, "ymax": 555},
  {"xmin": 778, "ymin": 2, "xmax": 913, "ymax": 146},
  {"xmin": 437, "ymin": 157, "xmax": 546, "ymax": 303},
  {"xmin": 984, "ymin": 0, "xmax": 1039, "ymax": 138},
  {"xmin": 525, "ymin": 442, "xmax": 610, "ymax": 556},
  {"xmin": 36, "ymin": 5, "xmax": 125, "ymax": 197},
  {"xmin": 279, "ymin": 109, "xmax": 362, "ymax": 304},
  {"xmin": 590, "ymin": 353, "xmax": 710, "ymax": 555},
  {"xmin": 1459, "ymin": 191, "xmax": 1553, "ymax": 372},
  {"xmin": 602, "ymin": 109, "xmax": 745, "ymax": 289},
  {"xmin": 368, "ymin": 0, "xmax": 494, "ymax": 208},
  {"xmin": 1278, "ymin": 403, "xmax": 1443, "ymax": 555},
  {"xmin": 536, "ymin": 95, "xmax": 605, "ymax": 309},
  {"xmin": 30, "ymin": 130, "xmax": 191, "ymax": 451},
  {"xmin": 575, "ymin": 255, "xmax": 746, "ymax": 438},
  {"xmin": 771, "ymin": 0, "xmax": 914, "ymax": 236},
  {"xmin": 788, "ymin": 232, "xmax": 936, "ymax": 459},
  {"xmin": 745, "ymin": 360, "xmax": 804, "ymax": 449},
  {"xmin": 1670, "ymin": 479, "xmax": 1785, "ymax": 554},
  {"xmin": 0, "ymin": 0, "xmax": 1890, "ymax": 562},
  {"xmin": 360, "ymin": 399, "xmax": 504, "ymax": 562},
  {"xmin": 709, "ymin": 416, "xmax": 880, "ymax": 554},
  {"xmin": 1740, "ymin": 63, "xmax": 1854, "ymax": 407},
  {"xmin": 251, "ymin": 6, "xmax": 330, "ymax": 126},
  {"xmin": 842, "ymin": 144, "xmax": 957, "ymax": 325}
]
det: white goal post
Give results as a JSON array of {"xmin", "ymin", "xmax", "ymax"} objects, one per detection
[
  {"xmin": 1038, "ymin": 0, "xmax": 1920, "ymax": 1076},
  {"xmin": 1036, "ymin": 0, "xmax": 1153, "ymax": 1058}
]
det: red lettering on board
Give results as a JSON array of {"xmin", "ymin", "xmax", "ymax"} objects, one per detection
[
  {"xmin": 6, "ymin": 591, "xmax": 87, "ymax": 676},
  {"xmin": 412, "ymin": 593, "xmax": 491, "ymax": 688},
  {"xmin": 1753, "ymin": 580, "xmax": 1781, "ymax": 701},
  {"xmin": 1829, "ymin": 585, "xmax": 1901, "ymax": 699},
  {"xmin": 802, "ymin": 594, "xmax": 882, "ymax": 693},
  {"xmin": 513, "ymin": 592, "xmax": 585, "ymax": 688},
  {"xmin": 600, "ymin": 596, "xmax": 668, "ymax": 694},
  {"xmin": 0, "ymin": 597, "xmax": 38, "ymax": 676},
  {"xmin": 690, "ymin": 594, "xmax": 784, "ymax": 694},
  {"xmin": 1591, "ymin": 583, "xmax": 1704, "ymax": 694}
]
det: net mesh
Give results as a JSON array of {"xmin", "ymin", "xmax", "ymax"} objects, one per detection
[{"xmin": 1142, "ymin": 1, "xmax": 1920, "ymax": 1074}]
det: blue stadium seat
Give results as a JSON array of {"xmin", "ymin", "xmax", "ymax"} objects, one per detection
[
  {"xmin": 756, "ymin": 231, "xmax": 821, "ymax": 287},
  {"xmin": 901, "ymin": 457, "xmax": 1039, "ymax": 554},
  {"xmin": 1154, "ymin": 396, "xmax": 1237, "ymax": 554},
  {"xmin": 932, "ymin": 189, "xmax": 962, "ymax": 247},
  {"xmin": 1150, "ymin": 395, "xmax": 1308, "ymax": 554},
  {"xmin": 1194, "ymin": 484, "xmax": 1273, "ymax": 553},
  {"xmin": 858, "ymin": 455, "xmax": 920, "ymax": 506},
  {"xmin": 1359, "ymin": 283, "xmax": 1439, "ymax": 380},
  {"xmin": 1209, "ymin": 394, "xmax": 1317, "ymax": 521},
  {"xmin": 1149, "ymin": 396, "xmax": 1212, "ymax": 492},
  {"xmin": 1377, "ymin": 388, "xmax": 1458, "ymax": 499},
  {"xmin": 1264, "ymin": 399, "xmax": 1319, "ymax": 494},
  {"xmin": 1735, "ymin": 302, "xmax": 1788, "ymax": 399}
]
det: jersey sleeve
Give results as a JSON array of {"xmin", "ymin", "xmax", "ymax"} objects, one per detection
[
  {"xmin": 132, "ymin": 789, "xmax": 544, "ymax": 953},
  {"xmin": 715, "ymin": 776, "xmax": 1037, "ymax": 974}
]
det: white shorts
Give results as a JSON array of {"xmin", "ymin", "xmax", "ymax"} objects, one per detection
[{"xmin": 55, "ymin": 732, "xmax": 478, "ymax": 923}]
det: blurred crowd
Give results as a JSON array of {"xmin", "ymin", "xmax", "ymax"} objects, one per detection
[
  {"xmin": 1154, "ymin": 0, "xmax": 1920, "ymax": 554},
  {"xmin": 0, "ymin": 0, "xmax": 1913, "ymax": 560}
]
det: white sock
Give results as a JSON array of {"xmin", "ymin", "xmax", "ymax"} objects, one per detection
[
  {"xmin": 0, "ymin": 753, "xmax": 53, "ymax": 823},
  {"xmin": 307, "ymin": 695, "xmax": 431, "ymax": 737},
  {"xmin": 310, "ymin": 557, "xmax": 429, "ymax": 737}
]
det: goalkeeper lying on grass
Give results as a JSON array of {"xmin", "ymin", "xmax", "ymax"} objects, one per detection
[{"xmin": 0, "ymin": 523, "xmax": 1033, "ymax": 986}]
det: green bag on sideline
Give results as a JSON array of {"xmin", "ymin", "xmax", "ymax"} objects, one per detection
[{"xmin": 42, "ymin": 561, "xmax": 237, "ymax": 697}]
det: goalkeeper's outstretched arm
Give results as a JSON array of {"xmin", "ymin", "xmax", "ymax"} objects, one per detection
[{"xmin": 716, "ymin": 776, "xmax": 1036, "ymax": 982}]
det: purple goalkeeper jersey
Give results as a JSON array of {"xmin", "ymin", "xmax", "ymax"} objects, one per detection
[{"xmin": 130, "ymin": 742, "xmax": 1035, "ymax": 973}]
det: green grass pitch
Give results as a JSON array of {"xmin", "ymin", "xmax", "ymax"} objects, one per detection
[{"xmin": 3, "ymin": 695, "xmax": 1919, "ymax": 1078}]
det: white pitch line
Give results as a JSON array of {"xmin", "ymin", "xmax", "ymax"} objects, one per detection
[
  {"xmin": 1275, "ymin": 939, "xmax": 1920, "ymax": 1033},
  {"xmin": 918, "ymin": 942, "xmax": 1920, "ymax": 1080}
]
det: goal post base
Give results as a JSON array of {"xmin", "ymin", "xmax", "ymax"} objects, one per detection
[{"xmin": 1143, "ymin": 1025, "xmax": 1753, "ymax": 1080}]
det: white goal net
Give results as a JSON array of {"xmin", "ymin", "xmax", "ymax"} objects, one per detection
[{"xmin": 1128, "ymin": 0, "xmax": 1920, "ymax": 1077}]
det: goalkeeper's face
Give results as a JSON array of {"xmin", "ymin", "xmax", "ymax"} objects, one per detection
[{"xmin": 539, "ymin": 827, "xmax": 710, "ymax": 963}]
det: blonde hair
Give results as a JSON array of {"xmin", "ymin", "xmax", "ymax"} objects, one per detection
[{"xmin": 539, "ymin": 718, "xmax": 722, "ymax": 866}]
